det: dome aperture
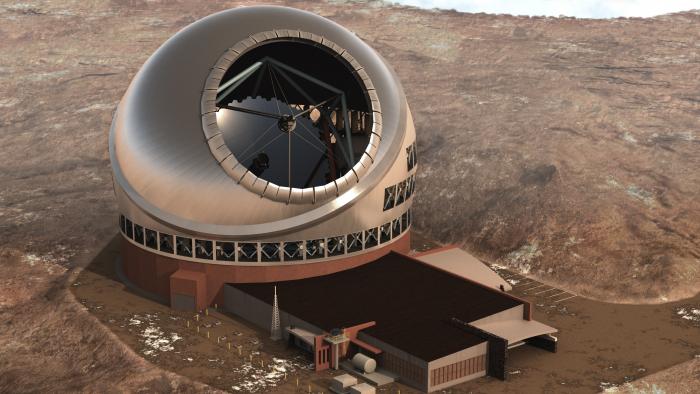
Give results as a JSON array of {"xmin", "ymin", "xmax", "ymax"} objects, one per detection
[
  {"xmin": 214, "ymin": 39, "xmax": 373, "ymax": 190},
  {"xmin": 203, "ymin": 33, "xmax": 382, "ymax": 202}
]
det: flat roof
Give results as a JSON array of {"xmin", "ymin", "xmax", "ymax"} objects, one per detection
[
  {"xmin": 231, "ymin": 252, "xmax": 524, "ymax": 361},
  {"xmin": 413, "ymin": 246, "xmax": 512, "ymax": 291}
]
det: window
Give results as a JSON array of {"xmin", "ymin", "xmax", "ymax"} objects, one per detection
[
  {"xmin": 195, "ymin": 239, "xmax": 213, "ymax": 260},
  {"xmin": 413, "ymin": 143, "xmax": 417, "ymax": 166},
  {"xmin": 176, "ymin": 236, "xmax": 192, "ymax": 257},
  {"xmin": 216, "ymin": 241, "xmax": 236, "ymax": 261},
  {"xmin": 326, "ymin": 236, "xmax": 345, "ymax": 256},
  {"xmin": 145, "ymin": 229, "xmax": 158, "ymax": 249},
  {"xmin": 383, "ymin": 185, "xmax": 396, "ymax": 211},
  {"xmin": 238, "ymin": 243, "xmax": 258, "ymax": 262},
  {"xmin": 133, "ymin": 225, "xmax": 145, "ymax": 244},
  {"xmin": 306, "ymin": 239, "xmax": 324, "ymax": 259},
  {"xmin": 406, "ymin": 143, "xmax": 415, "ymax": 171},
  {"xmin": 395, "ymin": 180, "xmax": 406, "ymax": 206},
  {"xmin": 347, "ymin": 232, "xmax": 363, "ymax": 253},
  {"xmin": 406, "ymin": 174, "xmax": 416, "ymax": 198},
  {"xmin": 408, "ymin": 142, "xmax": 417, "ymax": 168},
  {"xmin": 380, "ymin": 222, "xmax": 391, "ymax": 244},
  {"xmin": 261, "ymin": 243, "xmax": 281, "ymax": 262},
  {"xmin": 407, "ymin": 209, "xmax": 412, "ymax": 227},
  {"xmin": 125, "ymin": 218, "xmax": 133, "ymax": 239},
  {"xmin": 119, "ymin": 215, "xmax": 126, "ymax": 234},
  {"xmin": 392, "ymin": 218, "xmax": 401, "ymax": 238},
  {"xmin": 405, "ymin": 174, "xmax": 415, "ymax": 199},
  {"xmin": 364, "ymin": 228, "xmax": 378, "ymax": 248},
  {"xmin": 159, "ymin": 233, "xmax": 174, "ymax": 253},
  {"xmin": 283, "ymin": 241, "xmax": 304, "ymax": 261},
  {"xmin": 401, "ymin": 211, "xmax": 409, "ymax": 231}
]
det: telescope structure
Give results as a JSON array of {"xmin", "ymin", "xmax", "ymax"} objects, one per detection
[{"xmin": 109, "ymin": 7, "xmax": 556, "ymax": 392}]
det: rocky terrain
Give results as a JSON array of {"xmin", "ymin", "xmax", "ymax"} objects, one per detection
[{"xmin": 0, "ymin": 0, "xmax": 698, "ymax": 392}]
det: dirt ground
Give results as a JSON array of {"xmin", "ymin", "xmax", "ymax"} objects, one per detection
[
  {"xmin": 1, "ymin": 0, "xmax": 699, "ymax": 392},
  {"xmin": 70, "ymin": 234, "xmax": 699, "ymax": 394}
]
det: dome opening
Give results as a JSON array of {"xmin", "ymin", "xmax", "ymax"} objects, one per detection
[{"xmin": 214, "ymin": 38, "xmax": 374, "ymax": 189}]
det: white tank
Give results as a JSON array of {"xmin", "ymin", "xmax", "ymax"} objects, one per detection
[{"xmin": 351, "ymin": 353, "xmax": 377, "ymax": 374}]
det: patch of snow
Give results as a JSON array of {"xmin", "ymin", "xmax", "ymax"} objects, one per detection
[
  {"xmin": 676, "ymin": 307, "xmax": 700, "ymax": 322},
  {"xmin": 606, "ymin": 176, "xmax": 622, "ymax": 188},
  {"xmin": 622, "ymin": 132, "xmax": 637, "ymax": 143},
  {"xmin": 0, "ymin": 97, "xmax": 20, "ymax": 108},
  {"xmin": 626, "ymin": 185, "xmax": 654, "ymax": 206},
  {"xmin": 23, "ymin": 254, "xmax": 41, "ymax": 266},
  {"xmin": 130, "ymin": 313, "xmax": 182, "ymax": 356},
  {"xmin": 230, "ymin": 357, "xmax": 307, "ymax": 393},
  {"xmin": 503, "ymin": 242, "xmax": 542, "ymax": 274},
  {"xmin": 75, "ymin": 103, "xmax": 115, "ymax": 113}
]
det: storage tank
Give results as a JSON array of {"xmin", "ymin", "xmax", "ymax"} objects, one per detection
[{"xmin": 351, "ymin": 353, "xmax": 377, "ymax": 374}]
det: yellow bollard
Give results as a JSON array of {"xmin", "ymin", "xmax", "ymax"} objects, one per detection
[
  {"xmin": 217, "ymin": 336, "xmax": 220, "ymax": 344},
  {"xmin": 308, "ymin": 384, "xmax": 311, "ymax": 393},
  {"xmin": 196, "ymin": 326, "xmax": 200, "ymax": 333},
  {"xmin": 260, "ymin": 360, "xmax": 264, "ymax": 368},
  {"xmin": 228, "ymin": 342, "xmax": 231, "ymax": 350},
  {"xmin": 238, "ymin": 346, "xmax": 242, "ymax": 355},
  {"xmin": 207, "ymin": 331, "xmax": 210, "ymax": 339},
  {"xmin": 214, "ymin": 303, "xmax": 218, "ymax": 309},
  {"xmin": 296, "ymin": 378, "xmax": 298, "ymax": 387},
  {"xmin": 186, "ymin": 320, "xmax": 190, "ymax": 328},
  {"xmin": 205, "ymin": 308, "xmax": 208, "ymax": 316},
  {"xmin": 195, "ymin": 314, "xmax": 199, "ymax": 321}
]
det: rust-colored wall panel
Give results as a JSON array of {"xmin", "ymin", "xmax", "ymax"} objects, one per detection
[{"xmin": 429, "ymin": 353, "xmax": 487, "ymax": 388}]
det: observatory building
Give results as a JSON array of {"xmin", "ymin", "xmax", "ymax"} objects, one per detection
[{"xmin": 109, "ymin": 6, "xmax": 556, "ymax": 392}]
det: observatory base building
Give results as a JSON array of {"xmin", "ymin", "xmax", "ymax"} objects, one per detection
[
  {"xmin": 224, "ymin": 250, "xmax": 557, "ymax": 393},
  {"xmin": 109, "ymin": 5, "xmax": 557, "ymax": 392}
]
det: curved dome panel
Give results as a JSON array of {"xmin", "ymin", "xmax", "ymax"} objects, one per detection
[{"xmin": 110, "ymin": 6, "xmax": 408, "ymax": 237}]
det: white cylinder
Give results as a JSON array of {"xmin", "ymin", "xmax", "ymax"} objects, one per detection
[{"xmin": 351, "ymin": 353, "xmax": 377, "ymax": 374}]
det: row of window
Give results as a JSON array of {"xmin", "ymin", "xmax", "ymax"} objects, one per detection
[
  {"xmin": 384, "ymin": 174, "xmax": 415, "ymax": 211},
  {"xmin": 119, "ymin": 209, "xmax": 411, "ymax": 263}
]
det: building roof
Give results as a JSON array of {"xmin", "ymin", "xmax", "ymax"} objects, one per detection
[
  {"xmin": 413, "ymin": 245, "xmax": 512, "ymax": 291},
  {"xmin": 232, "ymin": 251, "xmax": 524, "ymax": 361}
]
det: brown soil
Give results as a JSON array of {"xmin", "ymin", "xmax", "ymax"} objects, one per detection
[{"xmin": 1, "ymin": 0, "xmax": 699, "ymax": 392}]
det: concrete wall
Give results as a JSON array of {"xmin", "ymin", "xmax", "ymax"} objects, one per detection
[
  {"xmin": 357, "ymin": 332, "xmax": 429, "ymax": 392},
  {"xmin": 469, "ymin": 304, "xmax": 524, "ymax": 326},
  {"xmin": 426, "ymin": 342, "xmax": 488, "ymax": 392}
]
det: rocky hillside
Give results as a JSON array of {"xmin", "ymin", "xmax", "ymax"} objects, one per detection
[{"xmin": 2, "ymin": 1, "xmax": 699, "ymax": 303}]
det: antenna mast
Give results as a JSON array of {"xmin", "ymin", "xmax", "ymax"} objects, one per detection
[{"xmin": 271, "ymin": 285, "xmax": 281, "ymax": 340}]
